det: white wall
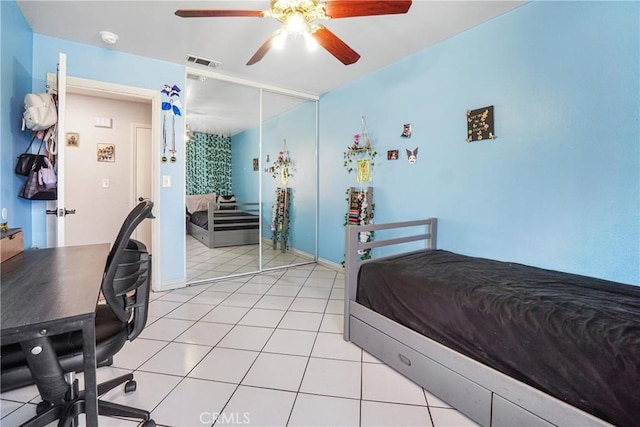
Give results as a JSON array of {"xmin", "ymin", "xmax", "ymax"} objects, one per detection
[{"xmin": 64, "ymin": 93, "xmax": 151, "ymax": 246}]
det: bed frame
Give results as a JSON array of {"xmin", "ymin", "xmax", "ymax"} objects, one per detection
[
  {"xmin": 344, "ymin": 218, "xmax": 611, "ymax": 427},
  {"xmin": 187, "ymin": 201, "xmax": 260, "ymax": 248}
]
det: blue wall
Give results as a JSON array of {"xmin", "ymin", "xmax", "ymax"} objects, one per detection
[
  {"xmin": 30, "ymin": 34, "xmax": 186, "ymax": 284},
  {"xmin": 1, "ymin": 1, "xmax": 34, "ymax": 247},
  {"xmin": 232, "ymin": 126, "xmax": 260, "ymax": 203},
  {"xmin": 318, "ymin": 1, "xmax": 639, "ymax": 285}
]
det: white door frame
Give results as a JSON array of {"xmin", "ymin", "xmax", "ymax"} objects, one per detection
[{"xmin": 57, "ymin": 76, "xmax": 161, "ymax": 290}]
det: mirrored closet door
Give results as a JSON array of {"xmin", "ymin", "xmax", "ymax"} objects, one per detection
[
  {"xmin": 185, "ymin": 76, "xmax": 261, "ymax": 283},
  {"xmin": 185, "ymin": 72, "xmax": 318, "ymax": 285}
]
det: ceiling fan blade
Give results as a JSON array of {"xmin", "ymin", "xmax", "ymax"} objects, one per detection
[
  {"xmin": 311, "ymin": 26, "xmax": 360, "ymax": 65},
  {"xmin": 323, "ymin": 1, "xmax": 412, "ymax": 18},
  {"xmin": 246, "ymin": 31, "xmax": 282, "ymax": 66},
  {"xmin": 175, "ymin": 9, "xmax": 264, "ymax": 18}
]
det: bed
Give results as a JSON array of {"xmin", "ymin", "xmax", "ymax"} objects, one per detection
[
  {"xmin": 344, "ymin": 218, "xmax": 639, "ymax": 427},
  {"xmin": 187, "ymin": 197, "xmax": 260, "ymax": 248}
]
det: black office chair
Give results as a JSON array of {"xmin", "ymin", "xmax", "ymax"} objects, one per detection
[{"xmin": 0, "ymin": 200, "xmax": 156, "ymax": 427}]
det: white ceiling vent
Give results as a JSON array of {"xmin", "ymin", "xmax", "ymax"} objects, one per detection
[{"xmin": 186, "ymin": 55, "xmax": 221, "ymax": 68}]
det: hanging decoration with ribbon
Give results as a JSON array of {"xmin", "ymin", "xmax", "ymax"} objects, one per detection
[
  {"xmin": 271, "ymin": 139, "xmax": 294, "ymax": 185},
  {"xmin": 160, "ymin": 84, "xmax": 182, "ymax": 163},
  {"xmin": 343, "ymin": 116, "xmax": 377, "ymax": 190},
  {"xmin": 342, "ymin": 116, "xmax": 377, "ymax": 264}
]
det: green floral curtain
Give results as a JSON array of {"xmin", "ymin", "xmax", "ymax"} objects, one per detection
[{"xmin": 186, "ymin": 132, "xmax": 232, "ymax": 195}]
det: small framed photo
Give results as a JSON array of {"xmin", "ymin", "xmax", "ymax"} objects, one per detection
[
  {"xmin": 401, "ymin": 124, "xmax": 412, "ymax": 138},
  {"xmin": 66, "ymin": 132, "xmax": 79, "ymax": 147},
  {"xmin": 387, "ymin": 150, "xmax": 399, "ymax": 160},
  {"xmin": 97, "ymin": 143, "xmax": 115, "ymax": 162},
  {"xmin": 253, "ymin": 158, "xmax": 259, "ymax": 171}
]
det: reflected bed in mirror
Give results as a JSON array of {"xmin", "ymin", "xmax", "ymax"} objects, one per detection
[
  {"xmin": 186, "ymin": 195, "xmax": 261, "ymax": 281},
  {"xmin": 185, "ymin": 77, "xmax": 261, "ymax": 284}
]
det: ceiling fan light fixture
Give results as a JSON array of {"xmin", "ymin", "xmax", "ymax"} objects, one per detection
[
  {"xmin": 175, "ymin": 0, "xmax": 412, "ymax": 66},
  {"xmin": 285, "ymin": 12, "xmax": 307, "ymax": 34}
]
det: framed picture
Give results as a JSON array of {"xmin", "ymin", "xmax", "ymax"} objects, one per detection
[
  {"xmin": 401, "ymin": 124, "xmax": 412, "ymax": 138},
  {"xmin": 97, "ymin": 143, "xmax": 115, "ymax": 162},
  {"xmin": 466, "ymin": 105, "xmax": 495, "ymax": 142},
  {"xmin": 65, "ymin": 132, "xmax": 79, "ymax": 147},
  {"xmin": 387, "ymin": 150, "xmax": 399, "ymax": 160},
  {"xmin": 253, "ymin": 158, "xmax": 259, "ymax": 171}
]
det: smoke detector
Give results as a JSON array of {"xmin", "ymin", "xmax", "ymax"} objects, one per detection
[{"xmin": 99, "ymin": 31, "xmax": 119, "ymax": 45}]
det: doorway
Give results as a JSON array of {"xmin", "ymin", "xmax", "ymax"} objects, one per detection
[
  {"xmin": 62, "ymin": 93, "xmax": 152, "ymax": 247},
  {"xmin": 46, "ymin": 71, "xmax": 161, "ymax": 289}
]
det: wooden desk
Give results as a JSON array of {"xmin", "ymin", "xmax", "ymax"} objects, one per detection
[{"xmin": 1, "ymin": 244, "xmax": 109, "ymax": 427}]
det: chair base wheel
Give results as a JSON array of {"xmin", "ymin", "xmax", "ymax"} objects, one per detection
[
  {"xmin": 143, "ymin": 419, "xmax": 156, "ymax": 427},
  {"xmin": 124, "ymin": 380, "xmax": 137, "ymax": 393}
]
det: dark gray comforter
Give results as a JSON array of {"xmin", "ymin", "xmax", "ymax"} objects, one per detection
[{"xmin": 357, "ymin": 250, "xmax": 640, "ymax": 426}]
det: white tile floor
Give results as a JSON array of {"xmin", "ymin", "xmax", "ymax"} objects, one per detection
[
  {"xmin": 186, "ymin": 235, "xmax": 314, "ymax": 283},
  {"xmin": 0, "ymin": 264, "xmax": 479, "ymax": 427}
]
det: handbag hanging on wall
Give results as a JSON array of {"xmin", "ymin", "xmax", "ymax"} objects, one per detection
[
  {"xmin": 15, "ymin": 136, "xmax": 47, "ymax": 177},
  {"xmin": 38, "ymin": 157, "xmax": 57, "ymax": 190},
  {"xmin": 23, "ymin": 93, "xmax": 58, "ymax": 131},
  {"xmin": 19, "ymin": 166, "xmax": 57, "ymax": 201}
]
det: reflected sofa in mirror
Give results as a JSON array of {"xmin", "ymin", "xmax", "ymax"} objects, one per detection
[
  {"xmin": 260, "ymin": 90, "xmax": 318, "ymax": 269},
  {"xmin": 185, "ymin": 77, "xmax": 261, "ymax": 283}
]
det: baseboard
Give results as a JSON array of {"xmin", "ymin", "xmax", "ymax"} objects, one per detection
[
  {"xmin": 317, "ymin": 257, "xmax": 343, "ymax": 272},
  {"xmin": 155, "ymin": 278, "xmax": 186, "ymax": 292}
]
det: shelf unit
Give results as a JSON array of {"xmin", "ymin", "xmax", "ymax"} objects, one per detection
[{"xmin": 272, "ymin": 187, "xmax": 290, "ymax": 252}]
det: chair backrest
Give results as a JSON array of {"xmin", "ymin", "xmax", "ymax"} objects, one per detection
[{"xmin": 102, "ymin": 200, "xmax": 154, "ymax": 340}]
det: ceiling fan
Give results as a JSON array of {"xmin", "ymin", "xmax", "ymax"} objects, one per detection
[{"xmin": 175, "ymin": 0, "xmax": 412, "ymax": 66}]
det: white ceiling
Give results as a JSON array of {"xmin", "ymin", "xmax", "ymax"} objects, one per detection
[{"xmin": 18, "ymin": 0, "xmax": 526, "ymax": 135}]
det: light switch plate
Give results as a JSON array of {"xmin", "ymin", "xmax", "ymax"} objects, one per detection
[
  {"xmin": 162, "ymin": 175, "xmax": 171, "ymax": 187},
  {"xmin": 94, "ymin": 117, "xmax": 112, "ymax": 128},
  {"xmin": 102, "ymin": 178, "xmax": 110, "ymax": 189}
]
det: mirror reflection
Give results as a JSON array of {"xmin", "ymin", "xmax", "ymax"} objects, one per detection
[
  {"xmin": 185, "ymin": 76, "xmax": 261, "ymax": 283},
  {"xmin": 260, "ymin": 90, "xmax": 317, "ymax": 269}
]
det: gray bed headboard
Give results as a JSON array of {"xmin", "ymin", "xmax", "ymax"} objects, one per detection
[{"xmin": 343, "ymin": 217, "xmax": 437, "ymax": 340}]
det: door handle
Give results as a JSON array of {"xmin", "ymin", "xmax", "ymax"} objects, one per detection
[
  {"xmin": 138, "ymin": 197, "xmax": 145, "ymax": 202},
  {"xmin": 46, "ymin": 209, "xmax": 76, "ymax": 217}
]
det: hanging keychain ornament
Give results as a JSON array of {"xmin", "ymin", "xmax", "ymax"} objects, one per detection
[
  {"xmin": 161, "ymin": 114, "xmax": 167, "ymax": 163},
  {"xmin": 169, "ymin": 86, "xmax": 181, "ymax": 163},
  {"xmin": 160, "ymin": 85, "xmax": 171, "ymax": 163},
  {"xmin": 160, "ymin": 84, "xmax": 182, "ymax": 163},
  {"xmin": 170, "ymin": 98, "xmax": 182, "ymax": 163}
]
